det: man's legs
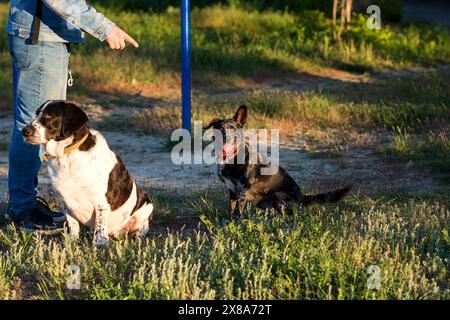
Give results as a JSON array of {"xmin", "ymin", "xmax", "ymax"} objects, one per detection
[{"xmin": 8, "ymin": 35, "xmax": 71, "ymax": 217}]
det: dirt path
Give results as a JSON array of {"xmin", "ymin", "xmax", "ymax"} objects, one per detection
[
  {"xmin": 0, "ymin": 120, "xmax": 436, "ymax": 201},
  {"xmin": 0, "ymin": 66, "xmax": 445, "ymax": 203}
]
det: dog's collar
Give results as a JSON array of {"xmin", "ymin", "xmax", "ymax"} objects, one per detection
[{"xmin": 43, "ymin": 132, "xmax": 90, "ymax": 161}]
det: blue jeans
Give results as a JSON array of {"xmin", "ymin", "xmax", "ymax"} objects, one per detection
[{"xmin": 8, "ymin": 35, "xmax": 71, "ymax": 215}]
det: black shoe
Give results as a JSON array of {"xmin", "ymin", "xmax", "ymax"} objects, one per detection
[
  {"xmin": 6, "ymin": 197, "xmax": 66, "ymax": 235},
  {"xmin": 35, "ymin": 197, "xmax": 66, "ymax": 223},
  {"xmin": 5, "ymin": 197, "xmax": 66, "ymax": 224},
  {"xmin": 7, "ymin": 210, "xmax": 64, "ymax": 235}
]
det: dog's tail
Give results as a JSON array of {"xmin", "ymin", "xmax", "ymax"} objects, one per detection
[{"xmin": 298, "ymin": 185, "xmax": 351, "ymax": 207}]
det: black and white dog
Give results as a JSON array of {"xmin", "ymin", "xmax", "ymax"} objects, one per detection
[
  {"xmin": 204, "ymin": 105, "xmax": 350, "ymax": 216},
  {"xmin": 22, "ymin": 100, "xmax": 154, "ymax": 245}
]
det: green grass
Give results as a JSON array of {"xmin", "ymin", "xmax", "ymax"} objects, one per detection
[
  {"xmin": 102, "ymin": 69, "xmax": 446, "ymax": 135},
  {"xmin": 378, "ymin": 129, "xmax": 450, "ymax": 181},
  {"xmin": 0, "ymin": 194, "xmax": 448, "ymax": 300},
  {"xmin": 74, "ymin": 6, "xmax": 450, "ymax": 91},
  {"xmin": 190, "ymin": 70, "xmax": 450, "ymax": 134},
  {"xmin": 1, "ymin": 3, "xmax": 450, "ymax": 104},
  {"xmin": 90, "ymin": 0, "xmax": 404, "ymax": 22}
]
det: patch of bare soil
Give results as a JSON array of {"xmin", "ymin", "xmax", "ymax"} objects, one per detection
[
  {"xmin": 0, "ymin": 66, "xmax": 446, "ymax": 208},
  {"xmin": 195, "ymin": 67, "xmax": 372, "ymax": 98},
  {"xmin": 0, "ymin": 116, "xmax": 436, "ymax": 203}
]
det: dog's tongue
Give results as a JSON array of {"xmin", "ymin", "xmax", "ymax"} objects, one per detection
[
  {"xmin": 223, "ymin": 143, "xmax": 234, "ymax": 154},
  {"xmin": 217, "ymin": 143, "xmax": 236, "ymax": 159}
]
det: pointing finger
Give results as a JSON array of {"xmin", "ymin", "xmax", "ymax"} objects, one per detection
[{"xmin": 123, "ymin": 32, "xmax": 139, "ymax": 48}]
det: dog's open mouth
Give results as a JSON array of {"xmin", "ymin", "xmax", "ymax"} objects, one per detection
[{"xmin": 216, "ymin": 143, "xmax": 239, "ymax": 159}]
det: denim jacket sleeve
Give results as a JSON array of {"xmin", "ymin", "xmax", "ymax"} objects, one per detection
[{"xmin": 41, "ymin": 0, "xmax": 116, "ymax": 41}]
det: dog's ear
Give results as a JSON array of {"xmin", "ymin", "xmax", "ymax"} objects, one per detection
[
  {"xmin": 233, "ymin": 105, "xmax": 247, "ymax": 127},
  {"xmin": 203, "ymin": 118, "xmax": 220, "ymax": 130},
  {"xmin": 61, "ymin": 102, "xmax": 88, "ymax": 138}
]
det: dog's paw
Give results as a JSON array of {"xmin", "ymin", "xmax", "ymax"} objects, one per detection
[
  {"xmin": 66, "ymin": 219, "xmax": 80, "ymax": 239},
  {"xmin": 95, "ymin": 235, "xmax": 109, "ymax": 247}
]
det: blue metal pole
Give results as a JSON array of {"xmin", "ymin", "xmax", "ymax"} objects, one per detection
[{"xmin": 181, "ymin": 0, "xmax": 191, "ymax": 131}]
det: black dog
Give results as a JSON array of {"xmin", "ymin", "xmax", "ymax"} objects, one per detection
[{"xmin": 204, "ymin": 105, "xmax": 350, "ymax": 215}]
